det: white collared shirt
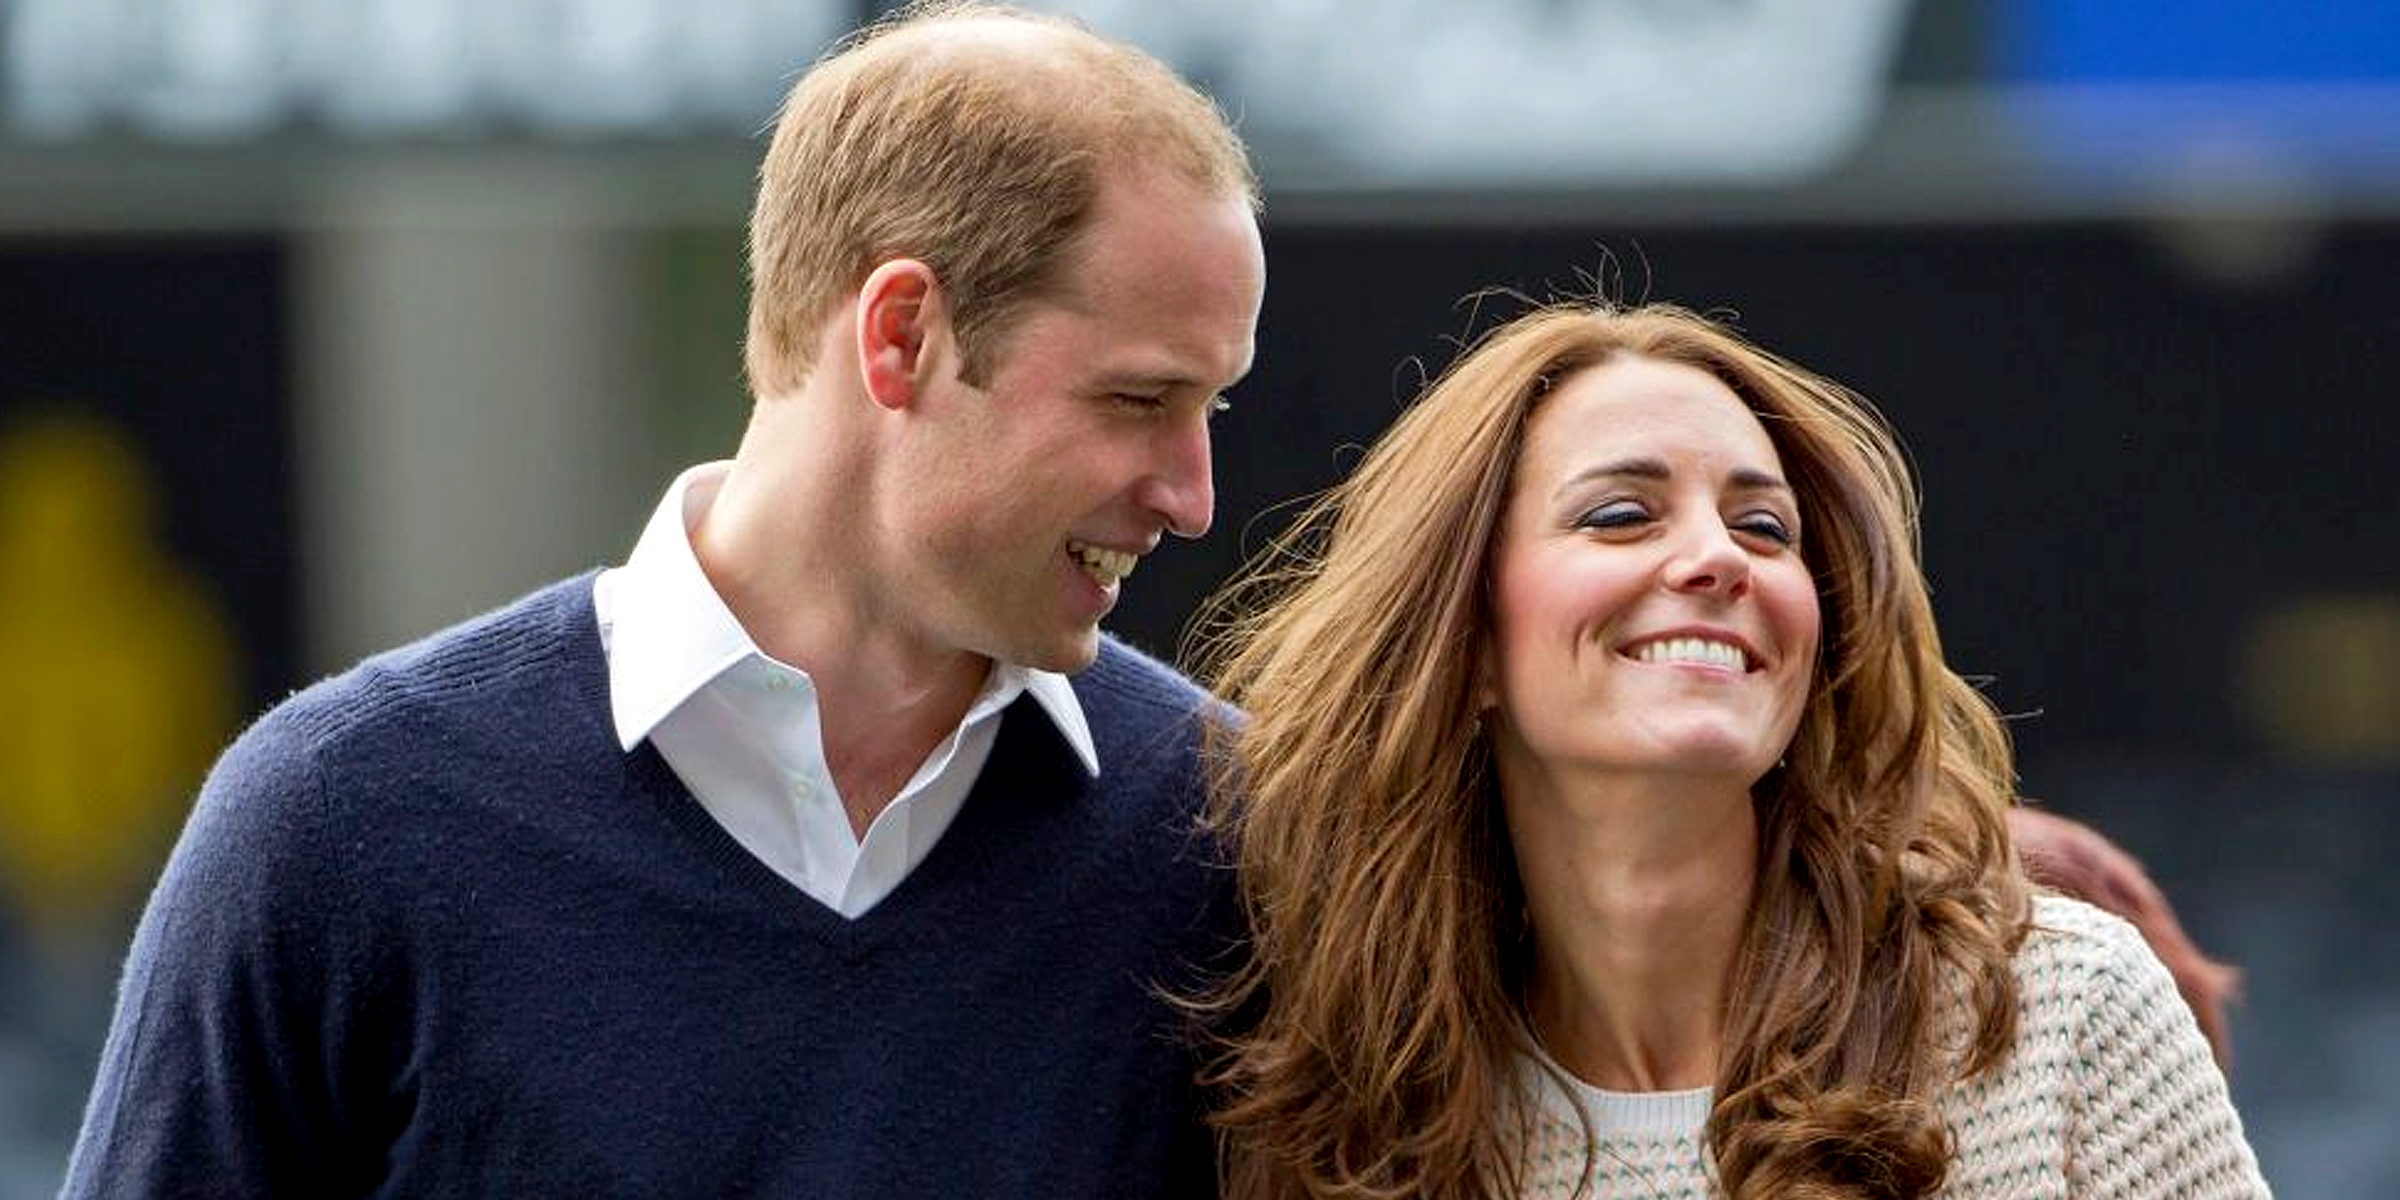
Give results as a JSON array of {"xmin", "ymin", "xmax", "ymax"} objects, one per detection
[{"xmin": 592, "ymin": 463, "xmax": 1098, "ymax": 918}]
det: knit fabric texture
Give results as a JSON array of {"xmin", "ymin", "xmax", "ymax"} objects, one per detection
[
  {"xmin": 63, "ymin": 575, "xmax": 1237, "ymax": 1199},
  {"xmin": 1519, "ymin": 895, "xmax": 2271, "ymax": 1199}
]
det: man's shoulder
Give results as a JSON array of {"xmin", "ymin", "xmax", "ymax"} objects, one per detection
[
  {"xmin": 185, "ymin": 574, "xmax": 611, "ymax": 888},
  {"xmin": 1076, "ymin": 633, "xmax": 1218, "ymax": 722},
  {"xmin": 1066, "ymin": 633, "xmax": 1228, "ymax": 780},
  {"xmin": 254, "ymin": 574, "xmax": 604, "ymax": 765}
]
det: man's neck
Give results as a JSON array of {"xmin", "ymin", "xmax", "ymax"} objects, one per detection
[
  {"xmin": 690, "ymin": 433, "xmax": 996, "ymax": 837},
  {"xmin": 810, "ymin": 645, "xmax": 992, "ymax": 839}
]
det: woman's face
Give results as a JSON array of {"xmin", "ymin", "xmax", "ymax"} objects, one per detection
[{"xmin": 1483, "ymin": 354, "xmax": 1820, "ymax": 790}]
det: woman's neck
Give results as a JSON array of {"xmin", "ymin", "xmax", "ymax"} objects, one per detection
[{"xmin": 1505, "ymin": 770, "xmax": 1758, "ymax": 1093}]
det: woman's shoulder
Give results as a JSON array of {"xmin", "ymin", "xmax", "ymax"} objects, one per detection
[
  {"xmin": 1939, "ymin": 894, "xmax": 2267, "ymax": 1196},
  {"xmin": 2014, "ymin": 891, "xmax": 2175, "ymax": 1002},
  {"xmin": 1992, "ymin": 892, "xmax": 2272, "ymax": 1195},
  {"xmin": 2001, "ymin": 890, "xmax": 2226, "ymax": 1098},
  {"xmin": 1938, "ymin": 897, "xmax": 2178, "ymax": 1163}
]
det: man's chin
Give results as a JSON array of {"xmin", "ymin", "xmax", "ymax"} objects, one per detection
[
  {"xmin": 1057, "ymin": 627, "xmax": 1104, "ymax": 674},
  {"xmin": 1014, "ymin": 626, "xmax": 1102, "ymax": 675}
]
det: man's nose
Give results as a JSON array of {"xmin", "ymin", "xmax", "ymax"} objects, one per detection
[{"xmin": 1141, "ymin": 415, "xmax": 1214, "ymax": 539}]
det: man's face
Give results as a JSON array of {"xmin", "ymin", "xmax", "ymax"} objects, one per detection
[{"xmin": 881, "ymin": 170, "xmax": 1265, "ymax": 673}]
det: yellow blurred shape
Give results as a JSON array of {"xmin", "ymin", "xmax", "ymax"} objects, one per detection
[
  {"xmin": 2240, "ymin": 594, "xmax": 2400, "ymax": 768},
  {"xmin": 0, "ymin": 411, "xmax": 236, "ymax": 936}
]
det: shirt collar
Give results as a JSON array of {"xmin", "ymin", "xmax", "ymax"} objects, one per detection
[
  {"xmin": 603, "ymin": 463, "xmax": 758, "ymax": 750},
  {"xmin": 1018, "ymin": 667, "xmax": 1099, "ymax": 778},
  {"xmin": 602, "ymin": 462, "xmax": 1098, "ymax": 777}
]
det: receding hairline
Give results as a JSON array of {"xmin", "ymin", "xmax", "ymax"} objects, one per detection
[
  {"xmin": 842, "ymin": 8, "xmax": 1137, "ymax": 93},
  {"xmin": 890, "ymin": 10, "xmax": 1092, "ymax": 56},
  {"xmin": 840, "ymin": 7, "xmax": 1254, "ymax": 194},
  {"xmin": 741, "ymin": 0, "xmax": 1257, "ymax": 393}
]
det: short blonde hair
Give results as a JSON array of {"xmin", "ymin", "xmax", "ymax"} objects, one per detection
[{"xmin": 744, "ymin": 1, "xmax": 1257, "ymax": 395}]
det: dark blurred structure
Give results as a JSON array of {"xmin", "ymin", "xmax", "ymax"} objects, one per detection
[{"xmin": 3, "ymin": 1, "xmax": 2395, "ymax": 1195}]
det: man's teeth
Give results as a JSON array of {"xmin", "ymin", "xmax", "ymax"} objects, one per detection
[
  {"xmin": 1068, "ymin": 541, "xmax": 1137, "ymax": 587},
  {"xmin": 1633, "ymin": 637, "xmax": 1749, "ymax": 671}
]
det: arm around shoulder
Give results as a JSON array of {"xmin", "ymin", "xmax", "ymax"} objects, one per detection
[
  {"xmin": 2053, "ymin": 899, "xmax": 2272, "ymax": 1199},
  {"xmin": 63, "ymin": 700, "xmax": 396, "ymax": 1198}
]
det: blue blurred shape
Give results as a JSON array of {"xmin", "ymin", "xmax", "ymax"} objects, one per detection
[
  {"xmin": 1999, "ymin": 0, "xmax": 2400, "ymax": 84},
  {"xmin": 1992, "ymin": 0, "xmax": 2400, "ymax": 194}
]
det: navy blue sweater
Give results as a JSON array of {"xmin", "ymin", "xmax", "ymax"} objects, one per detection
[{"xmin": 65, "ymin": 576, "xmax": 1238, "ymax": 1198}]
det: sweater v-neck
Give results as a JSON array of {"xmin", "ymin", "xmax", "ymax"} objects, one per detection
[
  {"xmin": 541, "ymin": 575, "xmax": 1094, "ymax": 955},
  {"xmin": 625, "ymin": 701, "xmax": 1088, "ymax": 954}
]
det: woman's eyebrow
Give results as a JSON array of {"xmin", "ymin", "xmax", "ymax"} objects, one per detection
[
  {"xmin": 1727, "ymin": 468, "xmax": 1794, "ymax": 496},
  {"xmin": 1553, "ymin": 457, "xmax": 1669, "ymax": 501},
  {"xmin": 1552, "ymin": 459, "xmax": 1793, "ymax": 502}
]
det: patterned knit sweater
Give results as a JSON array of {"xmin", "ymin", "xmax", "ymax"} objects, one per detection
[{"xmin": 1519, "ymin": 895, "xmax": 2270, "ymax": 1199}]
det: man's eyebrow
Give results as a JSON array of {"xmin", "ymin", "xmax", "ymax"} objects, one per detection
[
  {"xmin": 1101, "ymin": 368, "xmax": 1249, "ymax": 394},
  {"xmin": 1552, "ymin": 458, "xmax": 1794, "ymax": 501},
  {"xmin": 1099, "ymin": 371, "xmax": 1207, "ymax": 393}
]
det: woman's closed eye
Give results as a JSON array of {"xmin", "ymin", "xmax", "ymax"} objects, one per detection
[
  {"xmin": 1734, "ymin": 512, "xmax": 1797, "ymax": 547},
  {"xmin": 1573, "ymin": 499, "xmax": 1651, "ymax": 531}
]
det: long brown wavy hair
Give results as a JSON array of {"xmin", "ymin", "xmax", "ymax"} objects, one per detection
[{"xmin": 1190, "ymin": 302, "xmax": 2030, "ymax": 1199}]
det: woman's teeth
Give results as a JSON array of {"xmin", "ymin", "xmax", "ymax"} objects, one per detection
[{"xmin": 1633, "ymin": 637, "xmax": 1749, "ymax": 671}]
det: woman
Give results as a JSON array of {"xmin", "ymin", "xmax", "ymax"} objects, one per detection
[{"xmin": 1193, "ymin": 303, "xmax": 2267, "ymax": 1199}]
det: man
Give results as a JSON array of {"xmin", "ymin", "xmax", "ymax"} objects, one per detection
[{"xmin": 64, "ymin": 3, "xmax": 1261, "ymax": 1195}]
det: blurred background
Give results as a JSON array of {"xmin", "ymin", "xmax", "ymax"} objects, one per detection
[{"xmin": 2, "ymin": 0, "xmax": 2395, "ymax": 1194}]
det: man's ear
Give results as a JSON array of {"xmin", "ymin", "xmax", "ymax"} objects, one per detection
[{"xmin": 855, "ymin": 259, "xmax": 940, "ymax": 411}]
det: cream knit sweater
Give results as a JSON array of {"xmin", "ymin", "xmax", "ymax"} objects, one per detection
[{"xmin": 1518, "ymin": 895, "xmax": 2270, "ymax": 1198}]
